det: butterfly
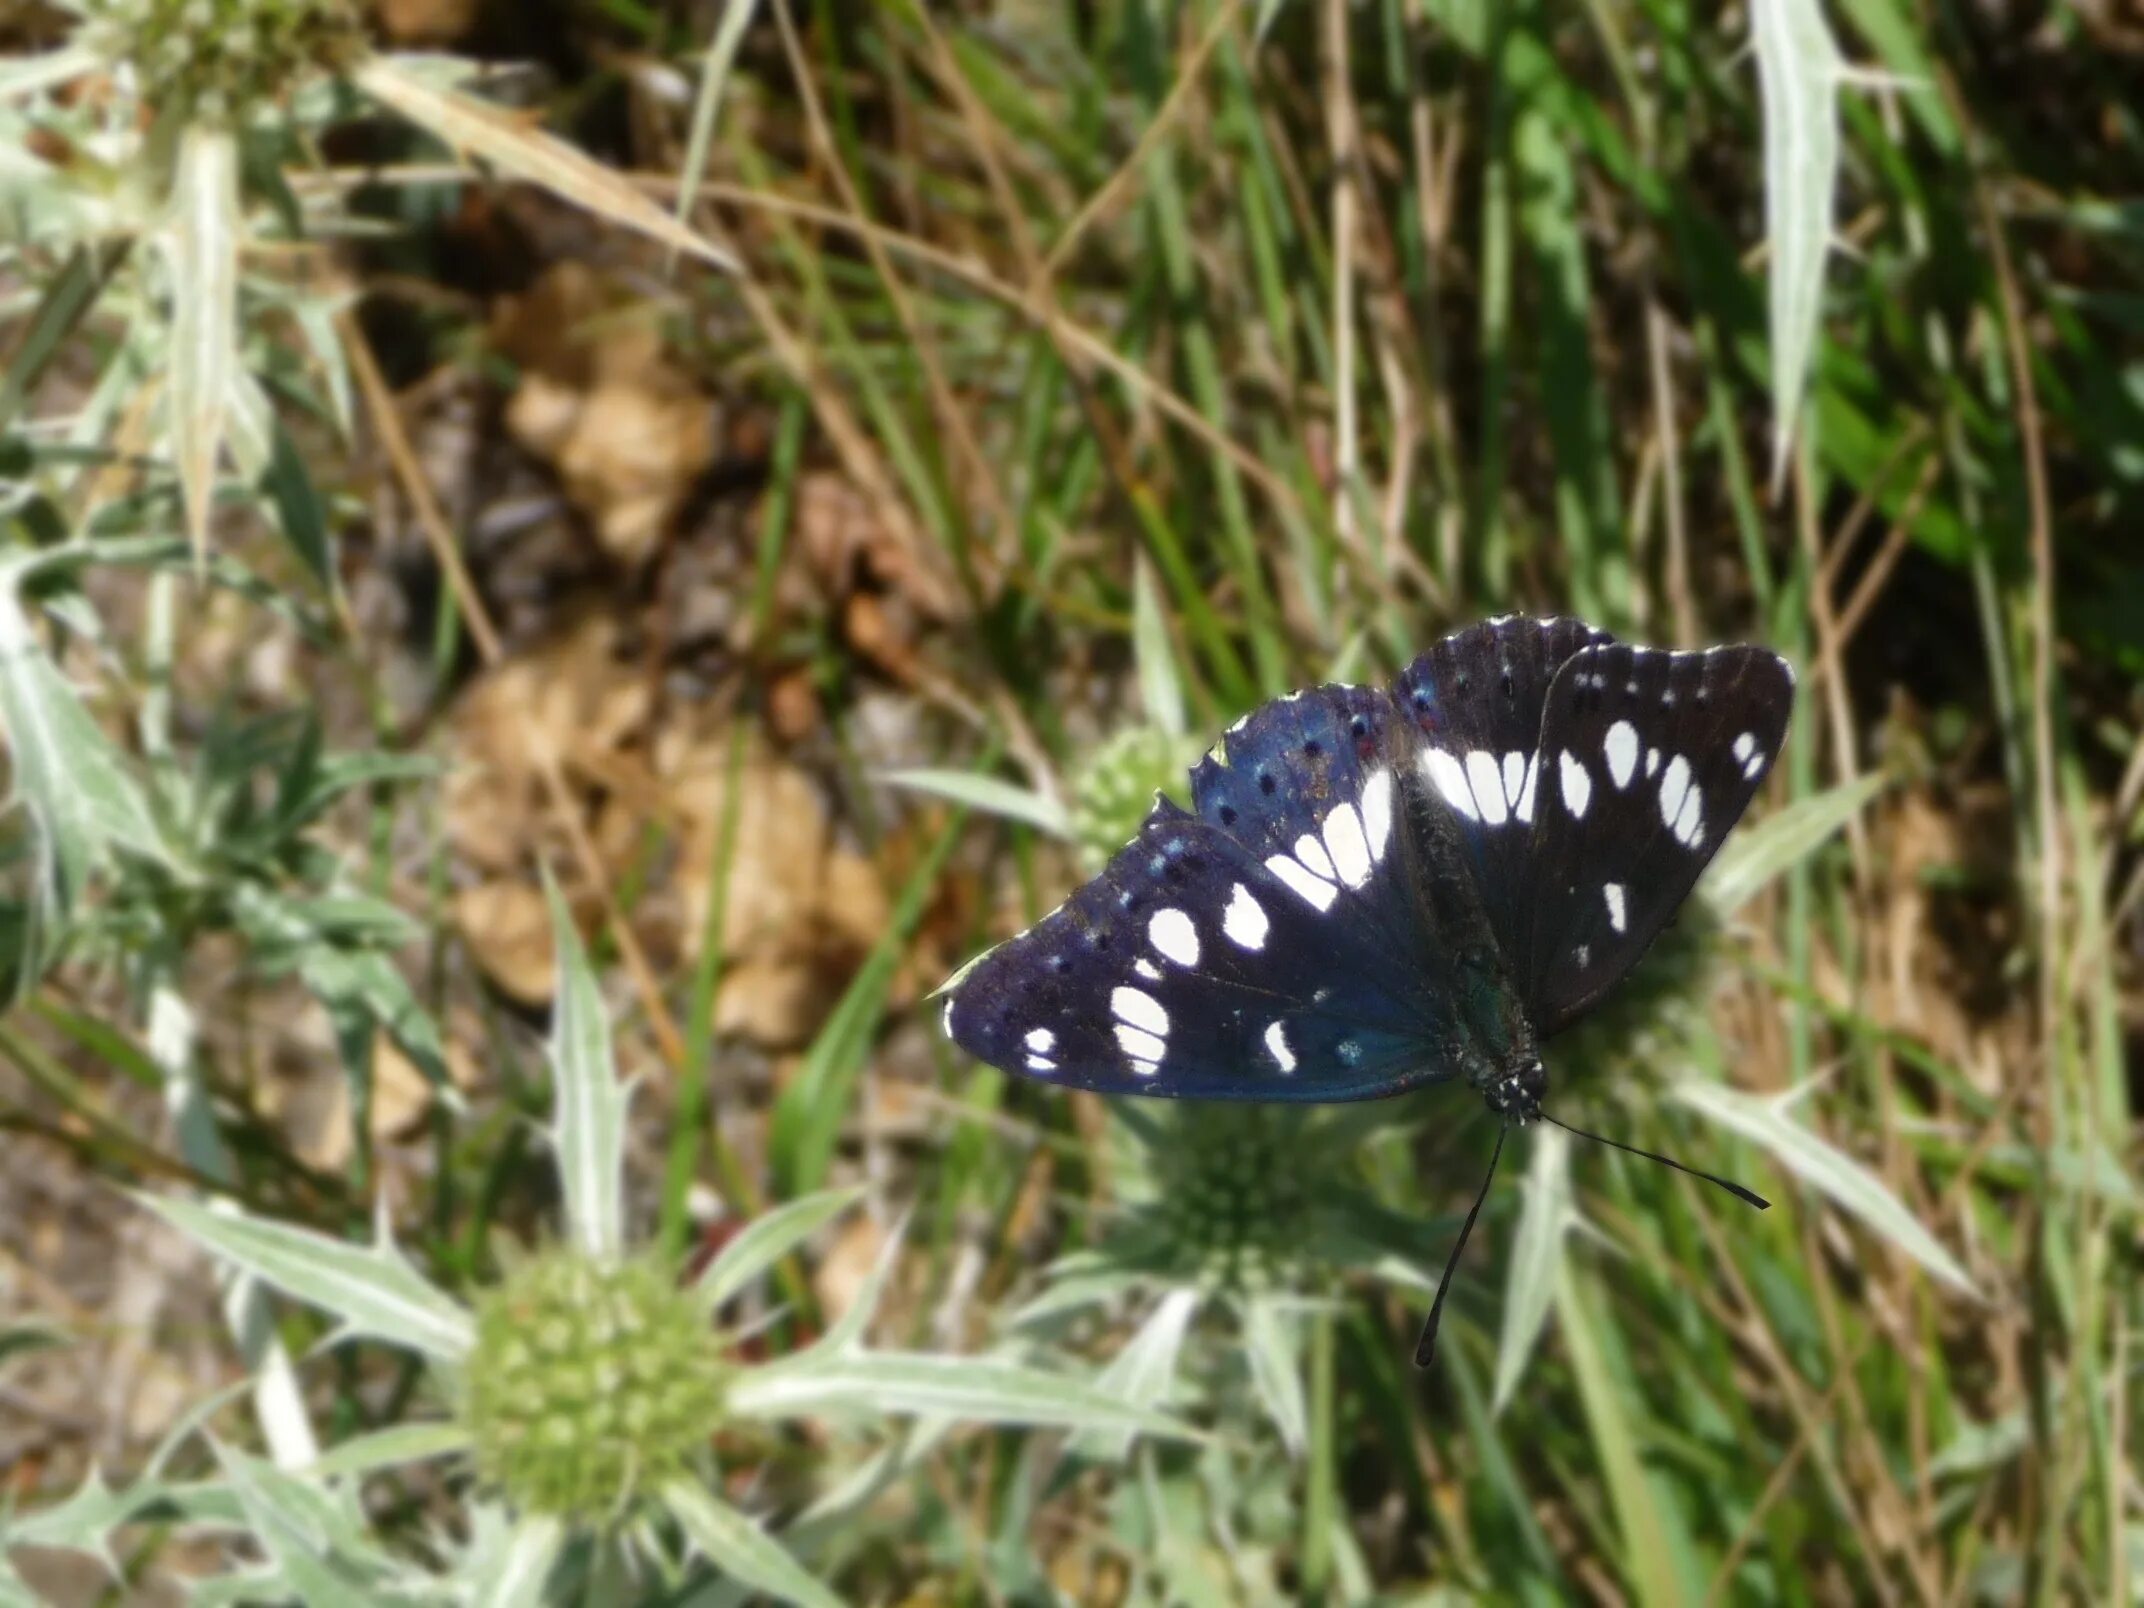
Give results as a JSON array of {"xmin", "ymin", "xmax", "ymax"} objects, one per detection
[{"xmin": 939, "ymin": 616, "xmax": 1795, "ymax": 1365}]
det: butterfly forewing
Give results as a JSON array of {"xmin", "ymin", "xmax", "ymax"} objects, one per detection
[
  {"xmin": 1389, "ymin": 617, "xmax": 1615, "ymax": 963},
  {"xmin": 944, "ymin": 686, "xmax": 1475, "ymax": 1101},
  {"xmin": 1518, "ymin": 643, "xmax": 1795, "ymax": 1034}
]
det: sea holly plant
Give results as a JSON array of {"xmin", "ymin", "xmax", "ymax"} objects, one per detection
[
  {"xmin": 997, "ymin": 1099, "xmax": 1430, "ymax": 1600},
  {"xmin": 22, "ymin": 884, "xmax": 1194, "ymax": 1603},
  {"xmin": 4, "ymin": 0, "xmax": 733, "ymax": 565},
  {"xmin": 1023, "ymin": 1100, "xmax": 1432, "ymax": 1447}
]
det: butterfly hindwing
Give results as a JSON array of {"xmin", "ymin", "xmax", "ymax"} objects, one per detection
[
  {"xmin": 1518, "ymin": 643, "xmax": 1796, "ymax": 1034},
  {"xmin": 945, "ymin": 687, "xmax": 1473, "ymax": 1101},
  {"xmin": 1389, "ymin": 617, "xmax": 1615, "ymax": 956},
  {"xmin": 945, "ymin": 802, "xmax": 1439, "ymax": 1100}
]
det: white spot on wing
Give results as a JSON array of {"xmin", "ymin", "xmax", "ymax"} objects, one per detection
[
  {"xmin": 1502, "ymin": 751, "xmax": 1527, "ymax": 810},
  {"xmin": 1265, "ymin": 853, "xmax": 1339, "ymax": 912},
  {"xmin": 1659, "ymin": 754, "xmax": 1692, "ymax": 828},
  {"xmin": 1645, "ymin": 748, "xmax": 1662, "ymax": 778},
  {"xmin": 1360, "ymin": 768, "xmax": 1395, "ymax": 861},
  {"xmin": 1134, "ymin": 958, "xmax": 1162, "ymax": 980},
  {"xmin": 1424, "ymin": 749, "xmax": 1478, "ymax": 821},
  {"xmin": 1263, "ymin": 1020, "xmax": 1298, "ymax": 1073},
  {"xmin": 1559, "ymin": 751, "xmax": 1593, "ymax": 818},
  {"xmin": 1025, "ymin": 1027, "xmax": 1055, "ymax": 1053},
  {"xmin": 1111, "ymin": 986, "xmax": 1169, "ymax": 1036},
  {"xmin": 1604, "ymin": 721, "xmax": 1639, "ymax": 788},
  {"xmin": 1604, "ymin": 882, "xmax": 1627, "ymax": 932},
  {"xmin": 1026, "ymin": 1055, "xmax": 1057, "ymax": 1073},
  {"xmin": 1466, "ymin": 750, "xmax": 1509, "ymax": 826},
  {"xmin": 1735, "ymin": 730, "xmax": 1767, "ymax": 779},
  {"xmin": 1323, "ymin": 802, "xmax": 1373, "ymax": 889},
  {"xmin": 1513, "ymin": 754, "xmax": 1539, "ymax": 823},
  {"xmin": 1223, "ymin": 883, "xmax": 1269, "ymax": 949},
  {"xmin": 1575, "ymin": 944, "xmax": 1591, "ymax": 967},
  {"xmin": 1293, "ymin": 833, "xmax": 1337, "ymax": 882},
  {"xmin": 1114, "ymin": 1023, "xmax": 1165, "ymax": 1068},
  {"xmin": 1673, "ymin": 785, "xmax": 1705, "ymax": 848},
  {"xmin": 1148, "ymin": 907, "xmax": 1200, "ymax": 968}
]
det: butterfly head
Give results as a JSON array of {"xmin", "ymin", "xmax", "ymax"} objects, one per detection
[{"xmin": 1484, "ymin": 1056, "xmax": 1547, "ymax": 1124}]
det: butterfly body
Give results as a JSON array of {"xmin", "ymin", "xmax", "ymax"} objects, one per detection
[{"xmin": 942, "ymin": 617, "xmax": 1793, "ymax": 1118}]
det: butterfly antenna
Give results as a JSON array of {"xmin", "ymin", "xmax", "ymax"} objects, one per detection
[
  {"xmin": 1414, "ymin": 1124, "xmax": 1509, "ymax": 1370},
  {"xmin": 1537, "ymin": 1111, "xmax": 1770, "ymax": 1210}
]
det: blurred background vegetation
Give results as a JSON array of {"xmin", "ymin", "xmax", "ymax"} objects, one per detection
[{"xmin": 0, "ymin": 0, "xmax": 2137, "ymax": 1601}]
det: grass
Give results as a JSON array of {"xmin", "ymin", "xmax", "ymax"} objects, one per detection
[{"xmin": 0, "ymin": 0, "xmax": 2138, "ymax": 1601}]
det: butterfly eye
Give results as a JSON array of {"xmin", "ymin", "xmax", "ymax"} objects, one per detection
[{"xmin": 1350, "ymin": 715, "xmax": 1369, "ymax": 737}]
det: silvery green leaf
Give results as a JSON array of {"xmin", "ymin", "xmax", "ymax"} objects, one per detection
[
  {"xmin": 142, "ymin": 1194, "xmax": 473, "ymax": 1361},
  {"xmin": 1070, "ymin": 1286, "xmax": 1197, "ymax": 1463},
  {"xmin": 800, "ymin": 1209, "xmax": 906, "ymax": 1358},
  {"xmin": 0, "ymin": 42, "xmax": 98, "ymax": 101},
  {"xmin": 661, "ymin": 1481, "xmax": 841, "ymax": 1608},
  {"xmin": 471, "ymin": 1514, "xmax": 563, "ymax": 1608},
  {"xmin": 165, "ymin": 125, "xmax": 242, "ymax": 565},
  {"xmin": 1704, "ymin": 773, "xmax": 1882, "ymax": 918},
  {"xmin": 1674, "ymin": 1082, "xmax": 1977, "ymax": 1294},
  {"xmin": 0, "ymin": 584, "xmax": 164, "ymax": 910},
  {"xmin": 0, "ymin": 1465, "xmax": 129, "ymax": 1572},
  {"xmin": 693, "ymin": 1186, "xmax": 864, "ymax": 1316},
  {"xmin": 210, "ymin": 1442, "xmax": 393, "ymax": 1605},
  {"xmin": 727, "ymin": 1353, "xmax": 1200, "ymax": 1441},
  {"xmin": 1133, "ymin": 556, "xmax": 1186, "ymax": 737},
  {"xmin": 306, "ymin": 1422, "xmax": 470, "ymax": 1480},
  {"xmin": 1493, "ymin": 1121, "xmax": 1575, "ymax": 1415},
  {"xmin": 1929, "ymin": 1405, "xmax": 2029, "ymax": 1479},
  {"xmin": 1239, "ymin": 1293, "xmax": 1307, "ymax": 1458},
  {"xmin": 879, "ymin": 768, "xmax": 1069, "ymax": 838},
  {"xmin": 1008, "ymin": 1262, "xmax": 1150, "ymax": 1329},
  {"xmin": 543, "ymin": 871, "xmax": 627, "ymax": 1261},
  {"xmin": 1752, "ymin": 0, "xmax": 1845, "ymax": 482}
]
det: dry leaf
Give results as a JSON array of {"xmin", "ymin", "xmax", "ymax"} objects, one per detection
[{"xmin": 455, "ymin": 878, "xmax": 556, "ymax": 1006}]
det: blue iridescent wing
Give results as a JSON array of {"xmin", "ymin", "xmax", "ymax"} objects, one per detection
[
  {"xmin": 1516, "ymin": 642, "xmax": 1796, "ymax": 1034},
  {"xmin": 943, "ymin": 685, "xmax": 1492, "ymax": 1100}
]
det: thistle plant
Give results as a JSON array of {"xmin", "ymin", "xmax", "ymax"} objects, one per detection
[
  {"xmin": 1024, "ymin": 1099, "xmax": 1433, "ymax": 1450},
  {"xmin": 0, "ymin": 885, "xmax": 1191, "ymax": 1603},
  {"xmin": 5, "ymin": 0, "xmax": 731, "ymax": 569}
]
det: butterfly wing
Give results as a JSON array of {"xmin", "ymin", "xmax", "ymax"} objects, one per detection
[
  {"xmin": 1390, "ymin": 616, "xmax": 1615, "ymax": 959},
  {"xmin": 1517, "ymin": 642, "xmax": 1796, "ymax": 1034},
  {"xmin": 944, "ymin": 685, "xmax": 1502, "ymax": 1101}
]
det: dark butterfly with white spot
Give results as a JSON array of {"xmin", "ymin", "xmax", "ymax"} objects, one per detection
[{"xmin": 940, "ymin": 616, "xmax": 1794, "ymax": 1366}]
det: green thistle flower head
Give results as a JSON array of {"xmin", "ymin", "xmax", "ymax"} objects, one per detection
[
  {"xmin": 79, "ymin": 0, "xmax": 362, "ymax": 126},
  {"xmin": 465, "ymin": 1250, "xmax": 728, "ymax": 1525},
  {"xmin": 1144, "ymin": 1105, "xmax": 1312, "ymax": 1293},
  {"xmin": 1070, "ymin": 727, "xmax": 1201, "ymax": 871}
]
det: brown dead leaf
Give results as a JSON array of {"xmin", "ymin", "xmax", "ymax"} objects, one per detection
[
  {"xmin": 795, "ymin": 470, "xmax": 958, "ymax": 622},
  {"xmin": 455, "ymin": 878, "xmax": 556, "ymax": 1006},
  {"xmin": 443, "ymin": 613, "xmax": 652, "ymax": 877},
  {"xmin": 660, "ymin": 726, "xmax": 890, "ymax": 1049},
  {"xmin": 374, "ymin": 0, "xmax": 479, "ymax": 44},
  {"xmin": 494, "ymin": 263, "xmax": 715, "ymax": 566}
]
